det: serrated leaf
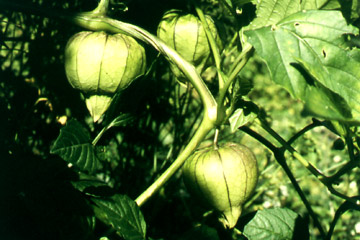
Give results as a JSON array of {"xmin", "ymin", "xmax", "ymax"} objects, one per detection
[
  {"xmin": 245, "ymin": 10, "xmax": 360, "ymax": 122},
  {"xmin": 50, "ymin": 119, "xmax": 102, "ymax": 173},
  {"xmin": 248, "ymin": 0, "xmax": 301, "ymax": 29},
  {"xmin": 243, "ymin": 208, "xmax": 308, "ymax": 240},
  {"xmin": 92, "ymin": 195, "xmax": 146, "ymax": 240},
  {"xmin": 301, "ymin": 0, "xmax": 335, "ymax": 10},
  {"xmin": 248, "ymin": 0, "xmax": 339, "ymax": 30}
]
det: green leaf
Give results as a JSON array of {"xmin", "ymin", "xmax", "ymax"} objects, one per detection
[
  {"xmin": 293, "ymin": 57, "xmax": 354, "ymax": 121},
  {"xmin": 302, "ymin": 81, "xmax": 353, "ymax": 122},
  {"xmin": 244, "ymin": 10, "xmax": 360, "ymax": 122},
  {"xmin": 248, "ymin": 0, "xmax": 301, "ymax": 29},
  {"xmin": 243, "ymin": 208, "xmax": 309, "ymax": 240},
  {"xmin": 92, "ymin": 195, "xmax": 147, "ymax": 240},
  {"xmin": 50, "ymin": 119, "xmax": 102, "ymax": 173},
  {"xmin": 301, "ymin": 0, "xmax": 337, "ymax": 10},
  {"xmin": 229, "ymin": 108, "xmax": 257, "ymax": 132},
  {"xmin": 248, "ymin": 0, "xmax": 341, "ymax": 30}
]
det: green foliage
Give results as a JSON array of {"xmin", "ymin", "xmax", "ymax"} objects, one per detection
[
  {"xmin": 50, "ymin": 119, "xmax": 103, "ymax": 173},
  {"xmin": 1, "ymin": 0, "xmax": 360, "ymax": 239},
  {"xmin": 92, "ymin": 195, "xmax": 147, "ymax": 240},
  {"xmin": 245, "ymin": 10, "xmax": 360, "ymax": 121},
  {"xmin": 242, "ymin": 208, "xmax": 309, "ymax": 240}
]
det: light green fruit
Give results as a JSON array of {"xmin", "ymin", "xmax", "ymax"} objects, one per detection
[
  {"xmin": 183, "ymin": 142, "xmax": 259, "ymax": 229},
  {"xmin": 157, "ymin": 10, "xmax": 221, "ymax": 83},
  {"xmin": 64, "ymin": 31, "xmax": 146, "ymax": 122}
]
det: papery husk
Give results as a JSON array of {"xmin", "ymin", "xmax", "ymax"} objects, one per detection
[
  {"xmin": 183, "ymin": 142, "xmax": 258, "ymax": 229},
  {"xmin": 64, "ymin": 31, "xmax": 146, "ymax": 122},
  {"xmin": 157, "ymin": 10, "xmax": 222, "ymax": 85}
]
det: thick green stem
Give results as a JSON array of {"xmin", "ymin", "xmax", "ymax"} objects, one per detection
[
  {"xmin": 92, "ymin": 0, "xmax": 110, "ymax": 16},
  {"xmin": 194, "ymin": 5, "xmax": 225, "ymax": 89},
  {"xmin": 135, "ymin": 114, "xmax": 215, "ymax": 206},
  {"xmin": 227, "ymin": 43, "xmax": 253, "ymax": 84},
  {"xmin": 218, "ymin": 42, "xmax": 253, "ymax": 110}
]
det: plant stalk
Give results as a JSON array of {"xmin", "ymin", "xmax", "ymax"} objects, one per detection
[
  {"xmin": 92, "ymin": 0, "xmax": 110, "ymax": 16},
  {"xmin": 217, "ymin": 42, "xmax": 253, "ymax": 109},
  {"xmin": 135, "ymin": 114, "xmax": 215, "ymax": 206},
  {"xmin": 193, "ymin": 5, "xmax": 225, "ymax": 89}
]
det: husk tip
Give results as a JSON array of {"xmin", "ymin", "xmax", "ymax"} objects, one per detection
[
  {"xmin": 85, "ymin": 95, "xmax": 112, "ymax": 122},
  {"xmin": 219, "ymin": 206, "xmax": 242, "ymax": 229}
]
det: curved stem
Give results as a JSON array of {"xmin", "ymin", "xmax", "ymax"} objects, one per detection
[
  {"xmin": 218, "ymin": 42, "xmax": 253, "ymax": 109},
  {"xmin": 92, "ymin": 0, "xmax": 110, "ymax": 16},
  {"xmin": 327, "ymin": 160, "xmax": 357, "ymax": 184},
  {"xmin": 325, "ymin": 197, "xmax": 360, "ymax": 240},
  {"xmin": 227, "ymin": 42, "xmax": 253, "ymax": 84},
  {"xmin": 135, "ymin": 114, "xmax": 215, "ymax": 206},
  {"xmin": 286, "ymin": 118, "xmax": 323, "ymax": 146},
  {"xmin": 193, "ymin": 5, "xmax": 225, "ymax": 89}
]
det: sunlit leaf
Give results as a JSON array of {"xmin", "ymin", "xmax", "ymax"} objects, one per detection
[
  {"xmin": 243, "ymin": 208, "xmax": 309, "ymax": 240},
  {"xmin": 229, "ymin": 108, "xmax": 257, "ymax": 132},
  {"xmin": 248, "ymin": 0, "xmax": 301, "ymax": 29},
  {"xmin": 300, "ymin": 0, "xmax": 337, "ymax": 9},
  {"xmin": 247, "ymin": 0, "xmax": 343, "ymax": 30},
  {"xmin": 244, "ymin": 10, "xmax": 360, "ymax": 122}
]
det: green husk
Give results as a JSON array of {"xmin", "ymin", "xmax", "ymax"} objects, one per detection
[
  {"xmin": 157, "ymin": 10, "xmax": 222, "ymax": 84},
  {"xmin": 64, "ymin": 31, "xmax": 146, "ymax": 122},
  {"xmin": 183, "ymin": 142, "xmax": 259, "ymax": 229}
]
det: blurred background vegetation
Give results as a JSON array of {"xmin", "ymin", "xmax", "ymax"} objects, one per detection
[{"xmin": 1, "ymin": 0, "xmax": 360, "ymax": 239}]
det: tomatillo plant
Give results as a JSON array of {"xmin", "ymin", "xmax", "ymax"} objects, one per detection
[{"xmin": 2, "ymin": 0, "xmax": 360, "ymax": 239}]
